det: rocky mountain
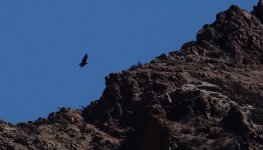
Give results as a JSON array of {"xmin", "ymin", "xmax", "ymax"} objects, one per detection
[{"xmin": 1, "ymin": 1, "xmax": 263, "ymax": 150}]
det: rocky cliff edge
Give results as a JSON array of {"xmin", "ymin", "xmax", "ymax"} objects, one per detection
[{"xmin": 1, "ymin": 1, "xmax": 263, "ymax": 150}]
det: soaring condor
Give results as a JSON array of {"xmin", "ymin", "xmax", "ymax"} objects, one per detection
[{"xmin": 79, "ymin": 54, "xmax": 88, "ymax": 67}]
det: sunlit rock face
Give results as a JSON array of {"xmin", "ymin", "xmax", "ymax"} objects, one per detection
[{"xmin": 1, "ymin": 1, "xmax": 263, "ymax": 150}]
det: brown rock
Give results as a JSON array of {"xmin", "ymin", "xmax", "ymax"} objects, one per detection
[{"xmin": 1, "ymin": 1, "xmax": 263, "ymax": 149}]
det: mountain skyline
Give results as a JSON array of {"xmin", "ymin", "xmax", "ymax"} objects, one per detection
[{"xmin": 0, "ymin": 1, "xmax": 258, "ymax": 123}]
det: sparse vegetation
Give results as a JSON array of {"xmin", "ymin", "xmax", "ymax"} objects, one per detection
[{"xmin": 130, "ymin": 61, "xmax": 143, "ymax": 70}]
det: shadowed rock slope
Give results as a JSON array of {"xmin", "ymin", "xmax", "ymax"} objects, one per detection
[{"xmin": 1, "ymin": 1, "xmax": 263, "ymax": 150}]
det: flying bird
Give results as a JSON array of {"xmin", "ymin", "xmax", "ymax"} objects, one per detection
[{"xmin": 79, "ymin": 53, "xmax": 88, "ymax": 67}]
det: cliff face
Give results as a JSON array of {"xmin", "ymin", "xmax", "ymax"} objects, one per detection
[{"xmin": 1, "ymin": 1, "xmax": 263, "ymax": 150}]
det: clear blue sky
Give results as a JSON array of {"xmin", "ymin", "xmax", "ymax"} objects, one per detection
[{"xmin": 0, "ymin": 0, "xmax": 258, "ymax": 123}]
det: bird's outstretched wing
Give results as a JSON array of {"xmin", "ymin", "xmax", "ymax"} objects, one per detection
[{"xmin": 82, "ymin": 54, "xmax": 88, "ymax": 63}]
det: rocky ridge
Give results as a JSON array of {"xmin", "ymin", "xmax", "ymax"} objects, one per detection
[{"xmin": 1, "ymin": 1, "xmax": 263, "ymax": 150}]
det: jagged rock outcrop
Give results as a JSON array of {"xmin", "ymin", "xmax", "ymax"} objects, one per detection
[{"xmin": 1, "ymin": 1, "xmax": 263, "ymax": 150}]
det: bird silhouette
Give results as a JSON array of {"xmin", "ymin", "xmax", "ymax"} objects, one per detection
[{"xmin": 79, "ymin": 53, "xmax": 88, "ymax": 67}]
